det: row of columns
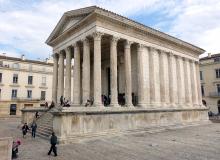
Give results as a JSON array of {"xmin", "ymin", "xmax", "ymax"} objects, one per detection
[{"xmin": 52, "ymin": 31, "xmax": 203, "ymax": 108}]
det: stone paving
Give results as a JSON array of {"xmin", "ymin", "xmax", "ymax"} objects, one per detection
[{"xmin": 0, "ymin": 118, "xmax": 220, "ymax": 160}]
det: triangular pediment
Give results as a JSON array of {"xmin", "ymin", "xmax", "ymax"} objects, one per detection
[{"xmin": 46, "ymin": 6, "xmax": 97, "ymax": 45}]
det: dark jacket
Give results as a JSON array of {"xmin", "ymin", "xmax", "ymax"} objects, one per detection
[
  {"xmin": 50, "ymin": 135, "xmax": 57, "ymax": 145},
  {"xmin": 31, "ymin": 123, "xmax": 37, "ymax": 131},
  {"xmin": 22, "ymin": 125, "xmax": 29, "ymax": 132}
]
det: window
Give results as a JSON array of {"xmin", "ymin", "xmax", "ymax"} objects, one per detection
[
  {"xmin": 216, "ymin": 69, "xmax": 220, "ymax": 78},
  {"xmin": 0, "ymin": 73, "xmax": 2, "ymax": 83},
  {"xmin": 201, "ymin": 85, "xmax": 205, "ymax": 96},
  {"xmin": 0, "ymin": 61, "xmax": 3, "ymax": 67},
  {"xmin": 13, "ymin": 63, "xmax": 19, "ymax": 69},
  {"xmin": 214, "ymin": 57, "xmax": 220, "ymax": 62},
  {"xmin": 10, "ymin": 104, "xmax": 17, "ymax": 115},
  {"xmin": 217, "ymin": 84, "xmax": 220, "ymax": 94},
  {"xmin": 28, "ymin": 76, "xmax": 33, "ymax": 85},
  {"xmin": 42, "ymin": 76, "xmax": 46, "ymax": 86},
  {"xmin": 0, "ymin": 89, "xmax": 1, "ymax": 99},
  {"xmin": 27, "ymin": 90, "xmax": 32, "ymax": 99},
  {"xmin": 200, "ymin": 71, "xmax": 203, "ymax": 80},
  {"xmin": 11, "ymin": 89, "xmax": 17, "ymax": 99},
  {"xmin": 13, "ymin": 74, "xmax": 18, "ymax": 84},
  {"xmin": 41, "ymin": 91, "xmax": 46, "ymax": 100}
]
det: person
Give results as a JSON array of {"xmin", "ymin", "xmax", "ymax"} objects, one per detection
[
  {"xmin": 31, "ymin": 121, "xmax": 37, "ymax": 138},
  {"xmin": 49, "ymin": 101, "xmax": 55, "ymax": 109},
  {"xmin": 35, "ymin": 111, "xmax": 39, "ymax": 119},
  {"xmin": 60, "ymin": 96, "xmax": 64, "ymax": 106},
  {"xmin": 12, "ymin": 140, "xmax": 21, "ymax": 159},
  {"xmin": 22, "ymin": 123, "xmax": 29, "ymax": 138},
  {"xmin": 48, "ymin": 132, "xmax": 58, "ymax": 157},
  {"xmin": 45, "ymin": 102, "xmax": 48, "ymax": 108}
]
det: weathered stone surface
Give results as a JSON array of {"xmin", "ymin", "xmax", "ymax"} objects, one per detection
[{"xmin": 0, "ymin": 137, "xmax": 13, "ymax": 160}]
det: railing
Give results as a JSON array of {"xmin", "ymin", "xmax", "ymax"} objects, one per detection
[
  {"xmin": 11, "ymin": 97, "xmax": 41, "ymax": 101},
  {"xmin": 209, "ymin": 92, "xmax": 220, "ymax": 97}
]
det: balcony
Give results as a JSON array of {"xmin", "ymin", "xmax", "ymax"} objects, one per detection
[{"xmin": 209, "ymin": 92, "xmax": 220, "ymax": 97}]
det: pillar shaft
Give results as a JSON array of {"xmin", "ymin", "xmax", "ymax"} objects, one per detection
[
  {"xmin": 192, "ymin": 62, "xmax": 199, "ymax": 105},
  {"xmin": 124, "ymin": 40, "xmax": 133, "ymax": 106},
  {"xmin": 93, "ymin": 32, "xmax": 103, "ymax": 106},
  {"xmin": 57, "ymin": 51, "xmax": 64, "ymax": 102},
  {"xmin": 196, "ymin": 62, "xmax": 203, "ymax": 106},
  {"xmin": 64, "ymin": 47, "xmax": 72, "ymax": 101},
  {"xmin": 52, "ymin": 54, "xmax": 58, "ymax": 103},
  {"xmin": 184, "ymin": 59, "xmax": 192, "ymax": 106},
  {"xmin": 149, "ymin": 47, "xmax": 160, "ymax": 106},
  {"xmin": 82, "ymin": 38, "xmax": 90, "ymax": 104},
  {"xmin": 110, "ymin": 36, "xmax": 119, "ymax": 106},
  {"xmin": 73, "ymin": 43, "xmax": 81, "ymax": 105},
  {"xmin": 159, "ymin": 51, "xmax": 169, "ymax": 106}
]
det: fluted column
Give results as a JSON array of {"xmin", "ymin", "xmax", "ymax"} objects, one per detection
[
  {"xmin": 82, "ymin": 38, "xmax": 90, "ymax": 105},
  {"xmin": 57, "ymin": 51, "xmax": 64, "ymax": 102},
  {"xmin": 195, "ymin": 62, "xmax": 203, "ymax": 107},
  {"xmin": 168, "ymin": 53, "xmax": 177, "ymax": 107},
  {"xmin": 192, "ymin": 61, "xmax": 199, "ymax": 106},
  {"xmin": 64, "ymin": 47, "xmax": 72, "ymax": 101},
  {"xmin": 110, "ymin": 36, "xmax": 119, "ymax": 107},
  {"xmin": 149, "ymin": 47, "xmax": 160, "ymax": 107},
  {"xmin": 93, "ymin": 32, "xmax": 103, "ymax": 107},
  {"xmin": 184, "ymin": 58, "xmax": 192, "ymax": 106},
  {"xmin": 52, "ymin": 53, "xmax": 58, "ymax": 103},
  {"xmin": 176, "ymin": 56, "xmax": 185, "ymax": 107},
  {"xmin": 190, "ymin": 60, "xmax": 198, "ymax": 107},
  {"xmin": 137, "ymin": 44, "xmax": 149, "ymax": 107},
  {"xmin": 73, "ymin": 43, "xmax": 81, "ymax": 106},
  {"xmin": 124, "ymin": 40, "xmax": 133, "ymax": 107},
  {"xmin": 159, "ymin": 51, "xmax": 169, "ymax": 107}
]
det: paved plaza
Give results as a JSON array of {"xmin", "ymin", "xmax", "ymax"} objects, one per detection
[{"xmin": 0, "ymin": 118, "xmax": 220, "ymax": 160}]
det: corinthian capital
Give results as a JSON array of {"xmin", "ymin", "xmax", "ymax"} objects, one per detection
[
  {"xmin": 124, "ymin": 40, "xmax": 133, "ymax": 48},
  {"xmin": 110, "ymin": 36, "xmax": 120, "ymax": 43},
  {"xmin": 92, "ymin": 32, "xmax": 104, "ymax": 40}
]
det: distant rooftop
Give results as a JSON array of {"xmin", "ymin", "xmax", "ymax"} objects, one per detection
[
  {"xmin": 0, "ymin": 53, "xmax": 53, "ymax": 66},
  {"xmin": 200, "ymin": 53, "xmax": 220, "ymax": 61}
]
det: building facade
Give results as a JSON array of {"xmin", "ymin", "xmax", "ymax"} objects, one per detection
[
  {"xmin": 200, "ymin": 53, "xmax": 220, "ymax": 114},
  {"xmin": 41, "ymin": 6, "xmax": 208, "ymax": 143},
  {"xmin": 0, "ymin": 54, "xmax": 53, "ymax": 117}
]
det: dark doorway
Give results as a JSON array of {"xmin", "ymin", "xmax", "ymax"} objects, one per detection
[
  {"xmin": 10, "ymin": 104, "xmax": 17, "ymax": 115},
  {"xmin": 107, "ymin": 67, "xmax": 110, "ymax": 96},
  {"xmin": 217, "ymin": 100, "xmax": 220, "ymax": 114}
]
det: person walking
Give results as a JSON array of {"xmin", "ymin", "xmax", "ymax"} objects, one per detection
[
  {"xmin": 12, "ymin": 140, "xmax": 21, "ymax": 159},
  {"xmin": 31, "ymin": 121, "xmax": 37, "ymax": 138},
  {"xmin": 48, "ymin": 132, "xmax": 58, "ymax": 157},
  {"xmin": 22, "ymin": 123, "xmax": 29, "ymax": 138},
  {"xmin": 60, "ymin": 96, "xmax": 64, "ymax": 106}
]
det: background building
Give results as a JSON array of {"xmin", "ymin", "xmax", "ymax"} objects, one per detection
[
  {"xmin": 200, "ymin": 53, "xmax": 220, "ymax": 114},
  {"xmin": 0, "ymin": 54, "xmax": 53, "ymax": 117}
]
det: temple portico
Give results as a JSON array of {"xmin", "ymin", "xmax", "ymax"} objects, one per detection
[{"xmin": 51, "ymin": 32, "xmax": 203, "ymax": 109}]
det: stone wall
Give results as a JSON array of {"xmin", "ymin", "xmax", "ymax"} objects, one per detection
[
  {"xmin": 51, "ymin": 108, "xmax": 209, "ymax": 144},
  {"xmin": 0, "ymin": 137, "xmax": 13, "ymax": 160}
]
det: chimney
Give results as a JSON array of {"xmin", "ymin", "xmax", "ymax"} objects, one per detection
[
  {"xmin": 21, "ymin": 54, "xmax": 25, "ymax": 60},
  {"xmin": 208, "ymin": 53, "xmax": 211, "ymax": 57}
]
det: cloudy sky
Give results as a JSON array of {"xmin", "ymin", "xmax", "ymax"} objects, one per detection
[{"xmin": 0, "ymin": 0, "xmax": 219, "ymax": 60}]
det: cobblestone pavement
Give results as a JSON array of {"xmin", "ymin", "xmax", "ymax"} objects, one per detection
[{"xmin": 1, "ymin": 118, "xmax": 220, "ymax": 160}]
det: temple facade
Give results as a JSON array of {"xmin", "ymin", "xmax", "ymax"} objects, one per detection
[{"xmin": 44, "ymin": 6, "xmax": 208, "ymax": 143}]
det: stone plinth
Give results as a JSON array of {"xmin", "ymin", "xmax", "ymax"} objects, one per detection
[
  {"xmin": 51, "ymin": 107, "xmax": 209, "ymax": 144},
  {"xmin": 0, "ymin": 137, "xmax": 13, "ymax": 160}
]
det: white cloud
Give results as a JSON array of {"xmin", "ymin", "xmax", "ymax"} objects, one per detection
[{"xmin": 0, "ymin": 0, "xmax": 219, "ymax": 59}]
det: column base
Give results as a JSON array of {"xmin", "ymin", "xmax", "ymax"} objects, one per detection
[{"xmin": 109, "ymin": 103, "xmax": 121, "ymax": 107}]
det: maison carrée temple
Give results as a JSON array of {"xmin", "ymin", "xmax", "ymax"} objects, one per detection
[{"xmin": 23, "ymin": 6, "xmax": 209, "ymax": 143}]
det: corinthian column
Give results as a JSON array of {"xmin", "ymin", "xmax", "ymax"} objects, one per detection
[
  {"xmin": 110, "ymin": 36, "xmax": 119, "ymax": 107},
  {"xmin": 192, "ymin": 61, "xmax": 199, "ymax": 106},
  {"xmin": 195, "ymin": 62, "xmax": 203, "ymax": 107},
  {"xmin": 57, "ymin": 51, "xmax": 64, "ymax": 102},
  {"xmin": 73, "ymin": 43, "xmax": 81, "ymax": 106},
  {"xmin": 184, "ymin": 58, "xmax": 192, "ymax": 107},
  {"xmin": 176, "ymin": 56, "xmax": 185, "ymax": 107},
  {"xmin": 137, "ymin": 44, "xmax": 148, "ymax": 107},
  {"xmin": 82, "ymin": 38, "xmax": 90, "ymax": 105},
  {"xmin": 52, "ymin": 53, "xmax": 58, "ymax": 103},
  {"xmin": 159, "ymin": 51, "xmax": 169, "ymax": 107},
  {"xmin": 149, "ymin": 47, "xmax": 160, "ymax": 107},
  {"xmin": 124, "ymin": 40, "xmax": 133, "ymax": 107},
  {"xmin": 64, "ymin": 47, "xmax": 72, "ymax": 102},
  {"xmin": 168, "ymin": 53, "xmax": 178, "ymax": 107}
]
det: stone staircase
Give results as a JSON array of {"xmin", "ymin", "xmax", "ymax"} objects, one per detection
[{"xmin": 35, "ymin": 112, "xmax": 53, "ymax": 139}]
